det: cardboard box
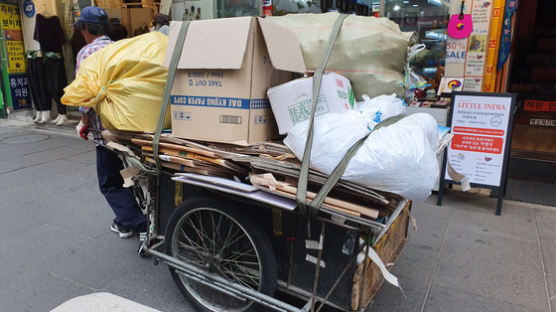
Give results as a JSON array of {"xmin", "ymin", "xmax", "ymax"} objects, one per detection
[
  {"xmin": 165, "ymin": 18, "xmax": 306, "ymax": 144},
  {"xmin": 267, "ymin": 72, "xmax": 355, "ymax": 134}
]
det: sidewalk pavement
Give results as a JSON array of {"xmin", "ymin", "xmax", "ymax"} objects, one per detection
[{"xmin": 0, "ymin": 119, "xmax": 554, "ymax": 312}]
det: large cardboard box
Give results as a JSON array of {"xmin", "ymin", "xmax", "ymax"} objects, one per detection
[
  {"xmin": 165, "ymin": 17, "xmax": 306, "ymax": 144},
  {"xmin": 267, "ymin": 72, "xmax": 355, "ymax": 134}
]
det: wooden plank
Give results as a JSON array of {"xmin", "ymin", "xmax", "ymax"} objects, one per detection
[
  {"xmin": 275, "ymin": 184, "xmax": 379, "ymax": 219},
  {"xmin": 257, "ymin": 186, "xmax": 361, "ymax": 217},
  {"xmin": 158, "ymin": 155, "xmax": 195, "ymax": 167},
  {"xmin": 143, "ymin": 147, "xmax": 240, "ymax": 175},
  {"xmin": 351, "ymin": 202, "xmax": 410, "ymax": 310},
  {"xmin": 131, "ymin": 138, "xmax": 221, "ymax": 158},
  {"xmin": 248, "ymin": 159, "xmax": 391, "ymax": 205},
  {"xmin": 144, "ymin": 157, "xmax": 232, "ymax": 177},
  {"xmin": 140, "ymin": 144, "xmax": 247, "ymax": 174}
]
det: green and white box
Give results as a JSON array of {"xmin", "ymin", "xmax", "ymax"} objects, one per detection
[{"xmin": 267, "ymin": 72, "xmax": 355, "ymax": 134}]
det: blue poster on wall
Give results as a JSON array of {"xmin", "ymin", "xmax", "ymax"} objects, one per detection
[
  {"xmin": 23, "ymin": 0, "xmax": 35, "ymax": 18},
  {"xmin": 8, "ymin": 74, "xmax": 31, "ymax": 110}
]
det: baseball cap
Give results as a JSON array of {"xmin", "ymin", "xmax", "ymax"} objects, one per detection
[{"xmin": 76, "ymin": 6, "xmax": 108, "ymax": 25}]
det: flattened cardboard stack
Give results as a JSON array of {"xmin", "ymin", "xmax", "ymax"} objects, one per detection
[{"xmin": 104, "ymin": 130, "xmax": 402, "ymax": 222}]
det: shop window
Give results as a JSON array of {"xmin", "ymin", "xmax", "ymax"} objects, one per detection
[
  {"xmin": 384, "ymin": 0, "xmax": 451, "ymax": 82},
  {"xmin": 217, "ymin": 0, "xmax": 261, "ymax": 18}
]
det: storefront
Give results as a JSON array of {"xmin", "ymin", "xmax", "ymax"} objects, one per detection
[
  {"xmin": 382, "ymin": 0, "xmax": 555, "ymax": 204},
  {"xmin": 0, "ymin": 0, "xmax": 87, "ymax": 119},
  {"xmin": 506, "ymin": 0, "xmax": 556, "ymax": 166}
]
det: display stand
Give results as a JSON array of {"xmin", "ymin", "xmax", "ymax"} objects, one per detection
[{"xmin": 437, "ymin": 92, "xmax": 516, "ymax": 215}]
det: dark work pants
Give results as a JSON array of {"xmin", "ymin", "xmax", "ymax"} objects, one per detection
[
  {"xmin": 26, "ymin": 57, "xmax": 67, "ymax": 113},
  {"xmin": 45, "ymin": 58, "xmax": 67, "ymax": 114},
  {"xmin": 96, "ymin": 146, "xmax": 146, "ymax": 232},
  {"xmin": 27, "ymin": 57, "xmax": 50, "ymax": 111}
]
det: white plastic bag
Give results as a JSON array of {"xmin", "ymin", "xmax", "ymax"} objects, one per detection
[
  {"xmin": 284, "ymin": 112, "xmax": 439, "ymax": 202},
  {"xmin": 285, "ymin": 112, "xmax": 369, "ymax": 174},
  {"xmin": 357, "ymin": 93, "xmax": 407, "ymax": 130}
]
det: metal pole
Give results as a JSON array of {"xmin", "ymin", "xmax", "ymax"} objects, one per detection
[
  {"xmin": 310, "ymin": 222, "xmax": 326, "ymax": 312},
  {"xmin": 315, "ymin": 243, "xmax": 365, "ymax": 312},
  {"xmin": 146, "ymin": 247, "xmax": 303, "ymax": 312}
]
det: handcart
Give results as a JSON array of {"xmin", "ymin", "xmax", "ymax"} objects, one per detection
[
  {"xmin": 103, "ymin": 14, "xmax": 412, "ymax": 312},
  {"xmin": 123, "ymin": 160, "xmax": 411, "ymax": 312}
]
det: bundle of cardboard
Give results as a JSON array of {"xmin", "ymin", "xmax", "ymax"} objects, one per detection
[{"xmin": 104, "ymin": 130, "xmax": 401, "ymax": 222}]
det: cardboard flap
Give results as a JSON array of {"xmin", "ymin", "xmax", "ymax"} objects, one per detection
[
  {"xmin": 164, "ymin": 18, "xmax": 253, "ymax": 69},
  {"xmin": 257, "ymin": 17, "xmax": 306, "ymax": 73}
]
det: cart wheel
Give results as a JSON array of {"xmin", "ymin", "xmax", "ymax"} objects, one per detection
[{"xmin": 165, "ymin": 198, "xmax": 277, "ymax": 312}]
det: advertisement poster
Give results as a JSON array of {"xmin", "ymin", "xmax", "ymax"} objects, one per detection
[
  {"xmin": 445, "ymin": 39, "xmax": 467, "ymax": 64},
  {"xmin": 437, "ymin": 77, "xmax": 464, "ymax": 95},
  {"xmin": 481, "ymin": 0, "xmax": 505, "ymax": 92},
  {"xmin": 0, "ymin": 1, "xmax": 31, "ymax": 110},
  {"xmin": 445, "ymin": 0, "xmax": 496, "ymax": 92},
  {"xmin": 463, "ymin": 0, "xmax": 493, "ymax": 90},
  {"xmin": 8, "ymin": 74, "xmax": 30, "ymax": 110},
  {"xmin": 445, "ymin": 93, "xmax": 514, "ymax": 187}
]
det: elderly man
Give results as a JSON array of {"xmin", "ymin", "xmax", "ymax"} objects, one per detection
[{"xmin": 74, "ymin": 6, "xmax": 146, "ymax": 239}]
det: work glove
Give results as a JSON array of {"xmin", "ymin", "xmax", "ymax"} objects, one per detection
[{"xmin": 76, "ymin": 121, "xmax": 89, "ymax": 140}]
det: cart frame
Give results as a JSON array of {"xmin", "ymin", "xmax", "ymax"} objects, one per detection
[{"xmin": 122, "ymin": 163, "xmax": 410, "ymax": 312}]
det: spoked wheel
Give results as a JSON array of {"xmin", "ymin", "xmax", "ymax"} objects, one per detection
[{"xmin": 165, "ymin": 198, "xmax": 277, "ymax": 312}]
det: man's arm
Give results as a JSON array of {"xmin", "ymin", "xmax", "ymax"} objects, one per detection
[{"xmin": 81, "ymin": 112, "xmax": 90, "ymax": 124}]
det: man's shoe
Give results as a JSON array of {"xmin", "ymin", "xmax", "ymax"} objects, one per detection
[{"xmin": 110, "ymin": 222, "xmax": 134, "ymax": 239}]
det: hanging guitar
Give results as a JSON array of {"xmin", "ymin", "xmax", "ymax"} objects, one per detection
[{"xmin": 447, "ymin": 0, "xmax": 473, "ymax": 39}]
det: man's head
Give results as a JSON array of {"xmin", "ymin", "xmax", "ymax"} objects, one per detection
[
  {"xmin": 153, "ymin": 14, "xmax": 170, "ymax": 30},
  {"xmin": 75, "ymin": 6, "xmax": 108, "ymax": 44}
]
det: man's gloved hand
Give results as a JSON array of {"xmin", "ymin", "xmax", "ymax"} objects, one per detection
[{"xmin": 76, "ymin": 121, "xmax": 89, "ymax": 140}]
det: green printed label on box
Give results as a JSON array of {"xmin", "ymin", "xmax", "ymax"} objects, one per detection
[{"xmin": 287, "ymin": 95, "xmax": 328, "ymax": 123}]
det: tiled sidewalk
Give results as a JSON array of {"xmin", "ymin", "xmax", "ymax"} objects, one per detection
[{"xmin": 0, "ymin": 119, "xmax": 553, "ymax": 312}]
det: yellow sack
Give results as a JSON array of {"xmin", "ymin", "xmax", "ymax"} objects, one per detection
[{"xmin": 62, "ymin": 32, "xmax": 171, "ymax": 132}]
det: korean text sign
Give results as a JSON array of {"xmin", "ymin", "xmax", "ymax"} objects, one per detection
[
  {"xmin": 446, "ymin": 93, "xmax": 515, "ymax": 187},
  {"xmin": 0, "ymin": 2, "xmax": 25, "ymax": 74}
]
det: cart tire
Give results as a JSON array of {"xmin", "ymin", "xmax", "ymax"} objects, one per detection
[{"xmin": 165, "ymin": 198, "xmax": 277, "ymax": 312}]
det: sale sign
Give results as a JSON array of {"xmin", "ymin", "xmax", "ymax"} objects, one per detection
[{"xmin": 445, "ymin": 93, "xmax": 515, "ymax": 187}]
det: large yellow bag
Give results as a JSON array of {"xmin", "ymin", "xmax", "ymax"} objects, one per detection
[{"xmin": 62, "ymin": 32, "xmax": 171, "ymax": 132}]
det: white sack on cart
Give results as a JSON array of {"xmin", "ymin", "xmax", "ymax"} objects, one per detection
[{"xmin": 284, "ymin": 113, "xmax": 439, "ymax": 202}]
